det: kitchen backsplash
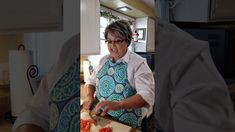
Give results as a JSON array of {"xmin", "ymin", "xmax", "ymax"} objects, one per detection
[{"xmin": 0, "ymin": 34, "xmax": 23, "ymax": 63}]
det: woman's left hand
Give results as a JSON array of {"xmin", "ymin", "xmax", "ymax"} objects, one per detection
[{"xmin": 95, "ymin": 100, "xmax": 122, "ymax": 116}]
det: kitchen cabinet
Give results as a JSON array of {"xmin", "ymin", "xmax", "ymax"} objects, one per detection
[
  {"xmin": 81, "ymin": 0, "xmax": 100, "ymax": 55},
  {"xmin": 134, "ymin": 17, "xmax": 155, "ymax": 52},
  {"xmin": 170, "ymin": 0, "xmax": 235, "ymax": 22},
  {"xmin": 146, "ymin": 17, "xmax": 155, "ymax": 52},
  {"xmin": 0, "ymin": 0, "xmax": 63, "ymax": 33},
  {"xmin": 23, "ymin": 0, "xmax": 79, "ymax": 75}
]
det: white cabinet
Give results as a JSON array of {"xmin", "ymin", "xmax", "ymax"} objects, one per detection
[
  {"xmin": 170, "ymin": 0, "xmax": 235, "ymax": 22},
  {"xmin": 146, "ymin": 18, "xmax": 155, "ymax": 52},
  {"xmin": 23, "ymin": 0, "xmax": 79, "ymax": 75},
  {"xmin": 0, "ymin": 0, "xmax": 63, "ymax": 33},
  {"xmin": 134, "ymin": 17, "xmax": 155, "ymax": 52},
  {"xmin": 81, "ymin": 0, "xmax": 100, "ymax": 55}
]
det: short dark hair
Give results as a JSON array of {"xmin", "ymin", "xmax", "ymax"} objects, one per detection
[{"xmin": 104, "ymin": 20, "xmax": 132, "ymax": 46}]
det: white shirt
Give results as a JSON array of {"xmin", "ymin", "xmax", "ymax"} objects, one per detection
[
  {"xmin": 85, "ymin": 50, "xmax": 155, "ymax": 118},
  {"xmin": 150, "ymin": 18, "xmax": 235, "ymax": 132}
]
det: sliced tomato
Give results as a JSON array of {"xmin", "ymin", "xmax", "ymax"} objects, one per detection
[
  {"xmin": 99, "ymin": 127, "xmax": 112, "ymax": 132},
  {"xmin": 80, "ymin": 119, "xmax": 94, "ymax": 132}
]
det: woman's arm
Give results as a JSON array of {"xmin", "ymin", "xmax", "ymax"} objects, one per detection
[{"xmin": 82, "ymin": 84, "xmax": 96, "ymax": 110}]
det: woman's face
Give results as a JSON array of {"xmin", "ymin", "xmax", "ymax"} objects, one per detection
[{"xmin": 106, "ymin": 32, "xmax": 128, "ymax": 62}]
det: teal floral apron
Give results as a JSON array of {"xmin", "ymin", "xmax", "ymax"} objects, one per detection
[
  {"xmin": 95, "ymin": 60, "xmax": 142, "ymax": 128},
  {"xmin": 49, "ymin": 57, "xmax": 80, "ymax": 132}
]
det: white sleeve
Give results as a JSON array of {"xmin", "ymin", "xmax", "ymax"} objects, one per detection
[
  {"xmin": 85, "ymin": 55, "xmax": 109, "ymax": 87},
  {"xmin": 12, "ymin": 108, "xmax": 49, "ymax": 132},
  {"xmin": 85, "ymin": 69, "xmax": 96, "ymax": 86},
  {"xmin": 171, "ymin": 46, "xmax": 235, "ymax": 132},
  {"xmin": 134, "ymin": 61, "xmax": 155, "ymax": 117},
  {"xmin": 12, "ymin": 77, "xmax": 50, "ymax": 131}
]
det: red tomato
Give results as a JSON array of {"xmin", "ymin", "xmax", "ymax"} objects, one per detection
[
  {"xmin": 80, "ymin": 119, "xmax": 93, "ymax": 132},
  {"xmin": 99, "ymin": 127, "xmax": 112, "ymax": 132}
]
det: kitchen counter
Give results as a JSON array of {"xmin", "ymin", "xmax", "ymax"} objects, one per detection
[
  {"xmin": 0, "ymin": 85, "xmax": 10, "ymax": 117},
  {"xmin": 0, "ymin": 116, "xmax": 12, "ymax": 132}
]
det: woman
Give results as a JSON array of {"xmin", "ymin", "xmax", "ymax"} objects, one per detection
[{"xmin": 83, "ymin": 20, "xmax": 155, "ymax": 129}]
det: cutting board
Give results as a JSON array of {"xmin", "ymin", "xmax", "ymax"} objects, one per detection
[
  {"xmin": 80, "ymin": 103, "xmax": 140, "ymax": 132},
  {"xmin": 90, "ymin": 115, "xmax": 133, "ymax": 132}
]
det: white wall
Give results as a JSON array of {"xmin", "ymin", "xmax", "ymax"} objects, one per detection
[{"xmin": 24, "ymin": 0, "xmax": 79, "ymax": 76}]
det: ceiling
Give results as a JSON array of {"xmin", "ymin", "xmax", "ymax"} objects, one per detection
[
  {"xmin": 139, "ymin": 0, "xmax": 155, "ymax": 10},
  {"xmin": 100, "ymin": 0, "xmax": 155, "ymax": 18}
]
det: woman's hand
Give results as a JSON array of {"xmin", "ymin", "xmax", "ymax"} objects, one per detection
[
  {"xmin": 95, "ymin": 100, "xmax": 123, "ymax": 116},
  {"xmin": 95, "ymin": 94, "xmax": 148, "ymax": 116}
]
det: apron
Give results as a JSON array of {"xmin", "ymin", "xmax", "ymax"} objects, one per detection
[
  {"xmin": 95, "ymin": 60, "xmax": 142, "ymax": 128},
  {"xmin": 49, "ymin": 57, "xmax": 80, "ymax": 132}
]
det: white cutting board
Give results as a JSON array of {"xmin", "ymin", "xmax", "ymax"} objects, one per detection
[{"xmin": 90, "ymin": 116, "xmax": 133, "ymax": 132}]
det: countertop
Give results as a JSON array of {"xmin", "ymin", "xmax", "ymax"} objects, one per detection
[
  {"xmin": 0, "ymin": 85, "xmax": 10, "ymax": 116},
  {"xmin": 0, "ymin": 85, "xmax": 12, "ymax": 132}
]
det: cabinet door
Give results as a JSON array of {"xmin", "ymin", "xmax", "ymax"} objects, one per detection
[
  {"xmin": 81, "ymin": 0, "xmax": 100, "ymax": 55},
  {"xmin": 0, "ymin": 0, "xmax": 63, "ymax": 33},
  {"xmin": 170, "ymin": 0, "xmax": 210, "ymax": 22},
  {"xmin": 210, "ymin": 0, "xmax": 235, "ymax": 21},
  {"xmin": 23, "ymin": 0, "xmax": 79, "ymax": 75},
  {"xmin": 147, "ymin": 18, "xmax": 155, "ymax": 52}
]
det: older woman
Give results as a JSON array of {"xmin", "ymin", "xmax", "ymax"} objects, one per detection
[{"xmin": 83, "ymin": 20, "xmax": 155, "ymax": 128}]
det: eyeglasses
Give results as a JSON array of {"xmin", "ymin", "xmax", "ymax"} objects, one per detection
[{"xmin": 105, "ymin": 39, "xmax": 125, "ymax": 45}]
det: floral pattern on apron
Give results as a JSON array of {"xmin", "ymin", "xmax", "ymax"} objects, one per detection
[{"xmin": 49, "ymin": 57, "xmax": 80, "ymax": 132}]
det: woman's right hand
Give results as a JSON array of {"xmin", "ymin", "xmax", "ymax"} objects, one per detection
[{"xmin": 82, "ymin": 94, "xmax": 96, "ymax": 110}]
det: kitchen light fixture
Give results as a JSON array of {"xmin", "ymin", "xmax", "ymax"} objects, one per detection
[{"xmin": 117, "ymin": 6, "xmax": 132, "ymax": 12}]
